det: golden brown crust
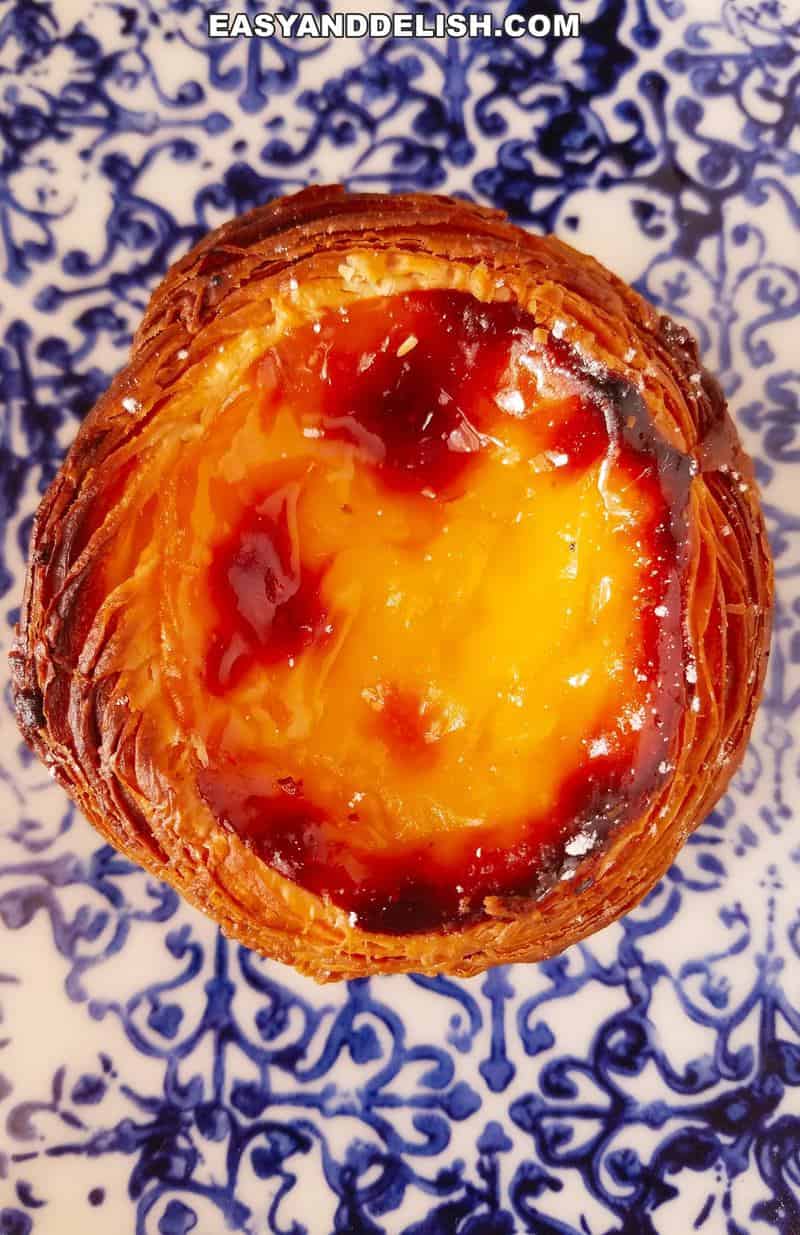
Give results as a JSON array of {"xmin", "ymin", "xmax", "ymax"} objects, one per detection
[{"xmin": 10, "ymin": 186, "xmax": 773, "ymax": 981}]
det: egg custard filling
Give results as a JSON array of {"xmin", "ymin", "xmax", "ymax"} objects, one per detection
[{"xmin": 108, "ymin": 286, "xmax": 691, "ymax": 934}]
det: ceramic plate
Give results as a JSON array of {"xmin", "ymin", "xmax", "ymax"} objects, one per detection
[{"xmin": 1, "ymin": 2, "xmax": 799, "ymax": 1232}]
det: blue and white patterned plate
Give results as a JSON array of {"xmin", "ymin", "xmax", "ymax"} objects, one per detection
[{"xmin": 1, "ymin": 2, "xmax": 799, "ymax": 1232}]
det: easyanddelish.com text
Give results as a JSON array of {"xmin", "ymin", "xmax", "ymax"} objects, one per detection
[{"xmin": 207, "ymin": 11, "xmax": 582, "ymax": 40}]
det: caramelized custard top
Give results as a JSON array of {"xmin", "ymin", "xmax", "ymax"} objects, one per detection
[{"xmin": 154, "ymin": 289, "xmax": 691, "ymax": 933}]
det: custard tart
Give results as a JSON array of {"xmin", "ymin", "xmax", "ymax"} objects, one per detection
[{"xmin": 11, "ymin": 187, "xmax": 773, "ymax": 980}]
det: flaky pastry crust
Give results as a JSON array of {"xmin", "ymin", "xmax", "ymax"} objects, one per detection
[{"xmin": 11, "ymin": 186, "xmax": 773, "ymax": 980}]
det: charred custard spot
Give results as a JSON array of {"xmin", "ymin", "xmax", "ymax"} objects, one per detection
[
  {"xmin": 197, "ymin": 744, "xmax": 636, "ymax": 935},
  {"xmin": 198, "ymin": 770, "xmax": 329, "ymax": 882},
  {"xmin": 545, "ymin": 395, "xmax": 610, "ymax": 471},
  {"xmin": 199, "ymin": 766, "xmax": 444, "ymax": 931},
  {"xmin": 282, "ymin": 290, "xmax": 537, "ymax": 497},
  {"xmin": 193, "ymin": 289, "xmax": 691, "ymax": 933},
  {"xmin": 205, "ymin": 484, "xmax": 330, "ymax": 694},
  {"xmin": 362, "ymin": 683, "xmax": 447, "ymax": 767}
]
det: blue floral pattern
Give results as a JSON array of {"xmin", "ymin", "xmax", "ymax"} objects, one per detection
[{"xmin": 1, "ymin": 1, "xmax": 799, "ymax": 1231}]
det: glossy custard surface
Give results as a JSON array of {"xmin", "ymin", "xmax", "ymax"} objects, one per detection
[{"xmin": 153, "ymin": 289, "xmax": 690, "ymax": 932}]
